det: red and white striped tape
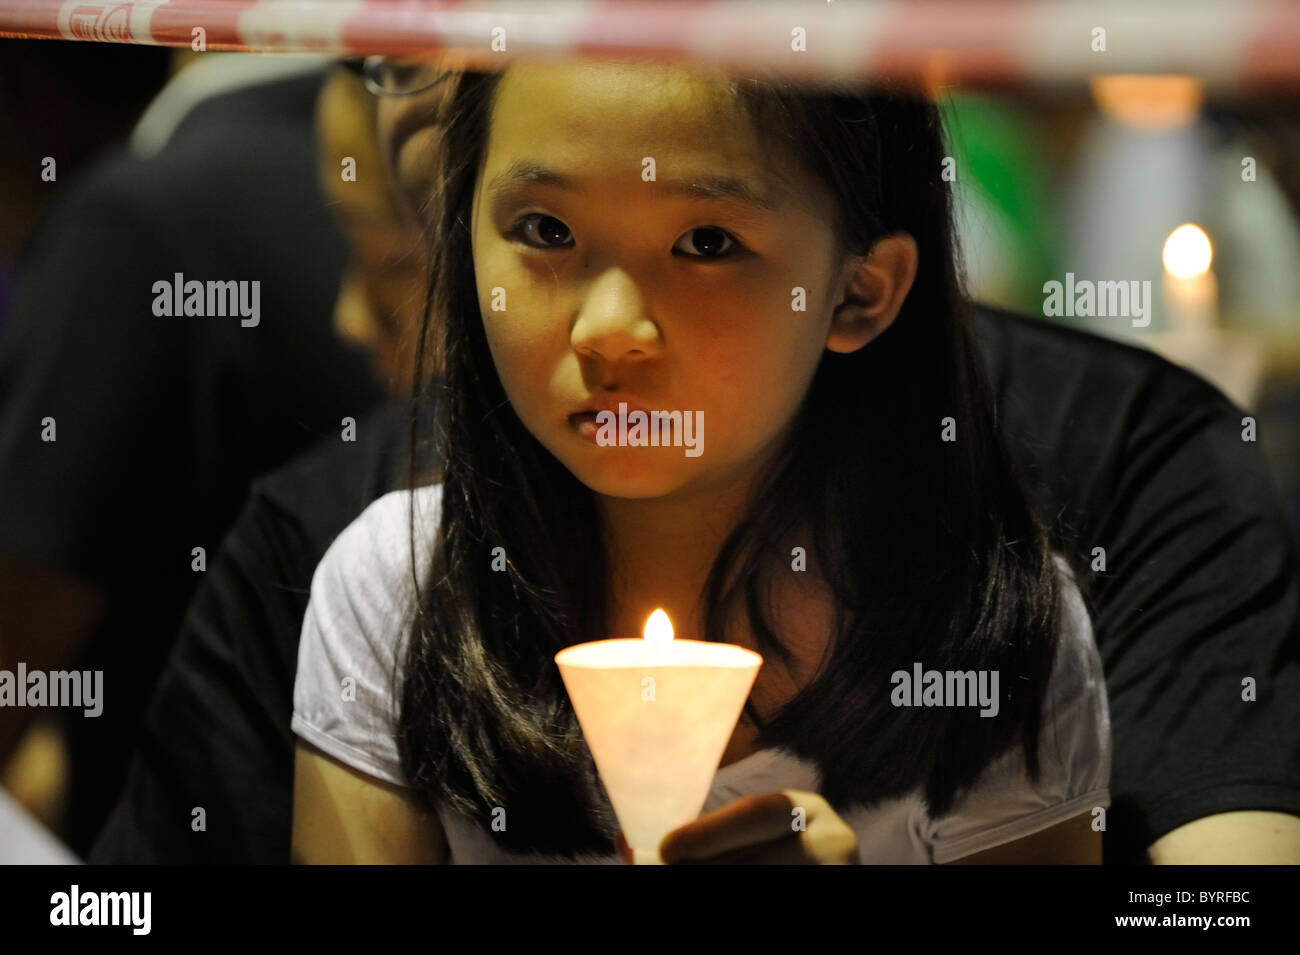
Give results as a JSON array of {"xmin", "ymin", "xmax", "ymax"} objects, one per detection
[{"xmin": 0, "ymin": 0, "xmax": 1297, "ymax": 88}]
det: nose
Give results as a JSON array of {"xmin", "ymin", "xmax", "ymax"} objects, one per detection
[{"xmin": 570, "ymin": 267, "xmax": 662, "ymax": 364}]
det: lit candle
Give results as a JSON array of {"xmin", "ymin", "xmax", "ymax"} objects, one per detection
[
  {"xmin": 1155, "ymin": 221, "xmax": 1263, "ymax": 409},
  {"xmin": 555, "ymin": 609, "xmax": 763, "ymax": 864},
  {"xmin": 1162, "ymin": 223, "xmax": 1218, "ymax": 333}
]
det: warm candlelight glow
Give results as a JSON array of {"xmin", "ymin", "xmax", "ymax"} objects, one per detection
[
  {"xmin": 643, "ymin": 609, "xmax": 673, "ymax": 650},
  {"xmin": 554, "ymin": 607, "xmax": 763, "ymax": 863},
  {"xmin": 1163, "ymin": 224, "xmax": 1213, "ymax": 280}
]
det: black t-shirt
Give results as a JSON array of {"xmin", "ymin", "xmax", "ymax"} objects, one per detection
[
  {"xmin": 89, "ymin": 304, "xmax": 1300, "ymax": 864},
  {"xmin": 978, "ymin": 305, "xmax": 1300, "ymax": 861},
  {"xmin": 0, "ymin": 71, "xmax": 385, "ymax": 855}
]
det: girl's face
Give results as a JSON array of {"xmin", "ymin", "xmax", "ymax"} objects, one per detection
[{"xmin": 470, "ymin": 60, "xmax": 851, "ymax": 502}]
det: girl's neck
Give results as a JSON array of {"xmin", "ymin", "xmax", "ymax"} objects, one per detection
[
  {"xmin": 600, "ymin": 486, "xmax": 745, "ymax": 641},
  {"xmin": 596, "ymin": 436, "xmax": 796, "ymax": 640},
  {"xmin": 601, "ymin": 493, "xmax": 837, "ymax": 699},
  {"xmin": 599, "ymin": 492, "xmax": 818, "ymax": 647}
]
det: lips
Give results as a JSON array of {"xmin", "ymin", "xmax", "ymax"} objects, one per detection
[
  {"xmin": 568, "ymin": 398, "xmax": 664, "ymax": 444},
  {"xmin": 570, "ymin": 413, "xmax": 601, "ymax": 442},
  {"xmin": 568, "ymin": 398, "xmax": 653, "ymax": 421}
]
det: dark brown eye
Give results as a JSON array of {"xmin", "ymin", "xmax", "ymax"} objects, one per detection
[
  {"xmin": 673, "ymin": 227, "xmax": 737, "ymax": 258},
  {"xmin": 510, "ymin": 214, "xmax": 573, "ymax": 248}
]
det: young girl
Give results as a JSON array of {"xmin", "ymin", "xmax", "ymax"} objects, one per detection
[{"xmin": 290, "ymin": 58, "xmax": 1110, "ymax": 864}]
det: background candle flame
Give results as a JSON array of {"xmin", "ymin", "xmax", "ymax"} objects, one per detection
[
  {"xmin": 643, "ymin": 609, "xmax": 673, "ymax": 650},
  {"xmin": 1162, "ymin": 223, "xmax": 1213, "ymax": 279}
]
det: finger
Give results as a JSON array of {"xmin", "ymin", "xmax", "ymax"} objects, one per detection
[
  {"xmin": 697, "ymin": 833, "xmax": 818, "ymax": 865},
  {"xmin": 666, "ymin": 790, "xmax": 858, "ymax": 864},
  {"xmin": 706, "ymin": 823, "xmax": 860, "ymax": 864},
  {"xmin": 661, "ymin": 792, "xmax": 796, "ymax": 863}
]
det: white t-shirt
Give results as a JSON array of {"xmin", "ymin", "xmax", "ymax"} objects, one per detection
[{"xmin": 291, "ymin": 483, "xmax": 1111, "ymax": 864}]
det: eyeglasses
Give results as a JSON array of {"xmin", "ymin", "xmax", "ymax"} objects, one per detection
[{"xmin": 343, "ymin": 56, "xmax": 452, "ymax": 96}]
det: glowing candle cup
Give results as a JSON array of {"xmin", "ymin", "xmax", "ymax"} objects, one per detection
[{"xmin": 555, "ymin": 610, "xmax": 762, "ymax": 864}]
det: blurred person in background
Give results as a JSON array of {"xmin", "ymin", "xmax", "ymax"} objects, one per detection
[
  {"xmin": 0, "ymin": 49, "xmax": 386, "ymax": 856},
  {"xmin": 0, "ymin": 37, "xmax": 170, "ymax": 832},
  {"xmin": 91, "ymin": 59, "xmax": 443, "ymax": 863},
  {"xmin": 317, "ymin": 65, "xmax": 429, "ymax": 396},
  {"xmin": 0, "ymin": 40, "xmax": 170, "ymax": 346}
]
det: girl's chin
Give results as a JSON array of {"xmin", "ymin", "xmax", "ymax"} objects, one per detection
[{"xmin": 565, "ymin": 460, "xmax": 692, "ymax": 500}]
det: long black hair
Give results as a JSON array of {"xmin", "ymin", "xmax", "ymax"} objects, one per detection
[{"xmin": 395, "ymin": 65, "xmax": 1062, "ymax": 858}]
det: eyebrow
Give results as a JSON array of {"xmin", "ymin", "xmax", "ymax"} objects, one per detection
[{"xmin": 486, "ymin": 160, "xmax": 781, "ymax": 213}]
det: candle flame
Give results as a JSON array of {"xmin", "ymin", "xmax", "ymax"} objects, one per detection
[
  {"xmin": 643, "ymin": 609, "xmax": 673, "ymax": 650},
  {"xmin": 1163, "ymin": 224, "xmax": 1212, "ymax": 279}
]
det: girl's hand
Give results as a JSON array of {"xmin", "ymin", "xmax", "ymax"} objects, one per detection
[{"xmin": 616, "ymin": 790, "xmax": 859, "ymax": 864}]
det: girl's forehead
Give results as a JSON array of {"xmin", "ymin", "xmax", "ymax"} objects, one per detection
[
  {"xmin": 491, "ymin": 60, "xmax": 744, "ymax": 139},
  {"xmin": 499, "ymin": 58, "xmax": 732, "ymax": 99},
  {"xmin": 483, "ymin": 62, "xmax": 786, "ymax": 188}
]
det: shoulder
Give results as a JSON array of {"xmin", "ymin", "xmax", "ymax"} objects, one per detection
[
  {"xmin": 252, "ymin": 398, "xmax": 420, "ymax": 531},
  {"xmin": 4, "ymin": 150, "xmax": 174, "ymax": 327},
  {"xmin": 918, "ymin": 552, "xmax": 1111, "ymax": 862},
  {"xmin": 290, "ymin": 484, "xmax": 444, "ymax": 787},
  {"xmin": 973, "ymin": 303, "xmax": 1229, "ymax": 411},
  {"xmin": 1043, "ymin": 554, "xmax": 1109, "ymax": 780},
  {"xmin": 307, "ymin": 482, "xmax": 444, "ymax": 643},
  {"xmin": 327, "ymin": 482, "xmax": 444, "ymax": 569},
  {"xmin": 1048, "ymin": 554, "xmax": 1103, "ymax": 702}
]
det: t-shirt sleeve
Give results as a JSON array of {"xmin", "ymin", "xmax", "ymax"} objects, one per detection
[
  {"xmin": 291, "ymin": 488, "xmax": 437, "ymax": 788},
  {"xmin": 921, "ymin": 556, "xmax": 1111, "ymax": 863}
]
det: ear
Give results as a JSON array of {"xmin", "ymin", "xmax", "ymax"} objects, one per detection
[{"xmin": 825, "ymin": 233, "xmax": 919, "ymax": 354}]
